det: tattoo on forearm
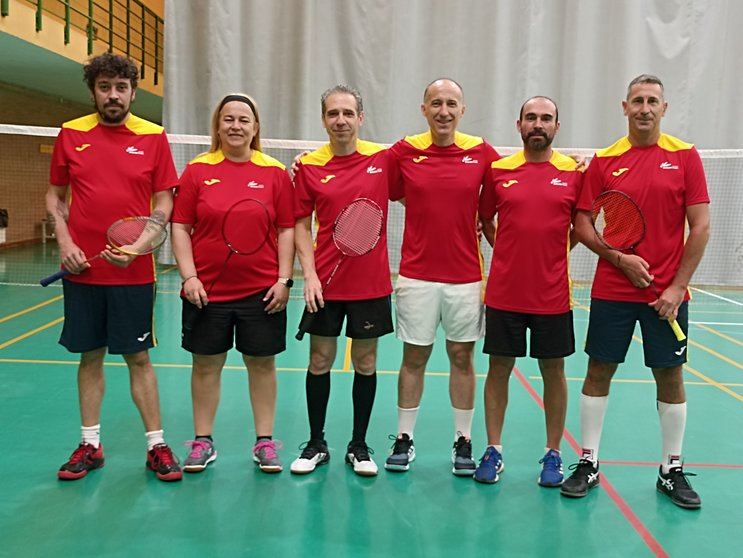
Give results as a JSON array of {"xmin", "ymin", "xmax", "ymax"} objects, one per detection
[{"xmin": 150, "ymin": 210, "xmax": 166, "ymax": 226}]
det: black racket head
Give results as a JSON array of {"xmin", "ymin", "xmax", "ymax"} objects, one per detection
[
  {"xmin": 332, "ymin": 198, "xmax": 384, "ymax": 257},
  {"xmin": 591, "ymin": 190, "xmax": 645, "ymax": 251},
  {"xmin": 221, "ymin": 198, "xmax": 272, "ymax": 255},
  {"xmin": 106, "ymin": 217, "xmax": 167, "ymax": 255}
]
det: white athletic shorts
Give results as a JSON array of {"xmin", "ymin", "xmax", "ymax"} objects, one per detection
[{"xmin": 394, "ymin": 274, "xmax": 484, "ymax": 345}]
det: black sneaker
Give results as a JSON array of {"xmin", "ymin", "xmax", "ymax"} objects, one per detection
[
  {"xmin": 290, "ymin": 439, "xmax": 330, "ymax": 474},
  {"xmin": 345, "ymin": 441, "xmax": 378, "ymax": 476},
  {"xmin": 58, "ymin": 443, "xmax": 105, "ymax": 480},
  {"xmin": 384, "ymin": 433, "xmax": 416, "ymax": 472},
  {"xmin": 452, "ymin": 435, "xmax": 476, "ymax": 476},
  {"xmin": 657, "ymin": 466, "xmax": 701, "ymax": 509},
  {"xmin": 560, "ymin": 459, "xmax": 600, "ymax": 498}
]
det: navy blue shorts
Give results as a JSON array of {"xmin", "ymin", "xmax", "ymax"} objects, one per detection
[
  {"xmin": 60, "ymin": 281, "xmax": 156, "ymax": 355},
  {"xmin": 483, "ymin": 307, "xmax": 575, "ymax": 359},
  {"xmin": 181, "ymin": 289, "xmax": 286, "ymax": 357},
  {"xmin": 585, "ymin": 299, "xmax": 688, "ymax": 368},
  {"xmin": 300, "ymin": 296, "xmax": 393, "ymax": 339}
]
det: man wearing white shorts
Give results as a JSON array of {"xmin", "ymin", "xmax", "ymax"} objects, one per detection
[{"xmin": 385, "ymin": 78, "xmax": 500, "ymax": 475}]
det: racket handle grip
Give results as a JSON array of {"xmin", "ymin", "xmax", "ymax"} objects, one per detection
[
  {"xmin": 40, "ymin": 269, "xmax": 70, "ymax": 287},
  {"xmin": 295, "ymin": 311, "xmax": 316, "ymax": 341},
  {"xmin": 669, "ymin": 319, "xmax": 686, "ymax": 342}
]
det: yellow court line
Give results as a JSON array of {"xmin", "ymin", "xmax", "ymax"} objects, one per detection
[
  {"xmin": 0, "ymin": 318, "xmax": 64, "ymax": 350},
  {"xmin": 687, "ymin": 339, "xmax": 743, "ymax": 372},
  {"xmin": 343, "ymin": 338, "xmax": 353, "ymax": 371},
  {"xmin": 694, "ymin": 323, "xmax": 743, "ymax": 347},
  {"xmin": 0, "ymin": 295, "xmax": 63, "ymax": 323},
  {"xmin": 683, "ymin": 363, "xmax": 743, "ymax": 403},
  {"xmin": 530, "ymin": 375, "xmax": 743, "ymax": 388}
]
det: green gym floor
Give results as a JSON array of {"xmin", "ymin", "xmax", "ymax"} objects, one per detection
[{"xmin": 1, "ymin": 244, "xmax": 741, "ymax": 557}]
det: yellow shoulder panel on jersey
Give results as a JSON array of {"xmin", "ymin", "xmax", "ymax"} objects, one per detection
[
  {"xmin": 62, "ymin": 114, "xmax": 99, "ymax": 132},
  {"xmin": 595, "ymin": 137, "xmax": 632, "ymax": 158},
  {"xmin": 188, "ymin": 151, "xmax": 225, "ymax": 166},
  {"xmin": 404, "ymin": 132, "xmax": 433, "ymax": 150},
  {"xmin": 300, "ymin": 144, "xmax": 334, "ymax": 166},
  {"xmin": 252, "ymin": 150, "xmax": 286, "ymax": 170},
  {"xmin": 356, "ymin": 139, "xmax": 387, "ymax": 156},
  {"xmin": 658, "ymin": 134, "xmax": 694, "ymax": 152},
  {"xmin": 549, "ymin": 150, "xmax": 582, "ymax": 171},
  {"xmin": 125, "ymin": 115, "xmax": 165, "ymax": 135},
  {"xmin": 492, "ymin": 151, "xmax": 526, "ymax": 170},
  {"xmin": 453, "ymin": 131, "xmax": 484, "ymax": 150}
]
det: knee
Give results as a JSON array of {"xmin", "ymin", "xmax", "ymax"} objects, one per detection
[{"xmin": 123, "ymin": 351, "xmax": 151, "ymax": 370}]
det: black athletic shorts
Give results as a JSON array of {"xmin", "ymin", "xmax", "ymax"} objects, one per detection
[
  {"xmin": 181, "ymin": 289, "xmax": 286, "ymax": 356},
  {"xmin": 585, "ymin": 298, "xmax": 688, "ymax": 368},
  {"xmin": 483, "ymin": 306, "xmax": 575, "ymax": 359},
  {"xmin": 60, "ymin": 280, "xmax": 156, "ymax": 355},
  {"xmin": 300, "ymin": 295, "xmax": 393, "ymax": 339}
]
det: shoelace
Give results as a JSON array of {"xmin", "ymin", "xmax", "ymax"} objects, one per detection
[
  {"xmin": 390, "ymin": 434, "xmax": 411, "ymax": 453},
  {"xmin": 350, "ymin": 444, "xmax": 374, "ymax": 461},
  {"xmin": 68, "ymin": 444, "xmax": 94, "ymax": 464},
  {"xmin": 666, "ymin": 468, "xmax": 697, "ymax": 489},
  {"xmin": 481, "ymin": 447, "xmax": 501, "ymax": 465},
  {"xmin": 454, "ymin": 437, "xmax": 472, "ymax": 458},
  {"xmin": 152, "ymin": 444, "xmax": 177, "ymax": 465},
  {"xmin": 184, "ymin": 439, "xmax": 211, "ymax": 459},
  {"xmin": 540, "ymin": 451, "xmax": 561, "ymax": 469},
  {"xmin": 299, "ymin": 440, "xmax": 325, "ymax": 459},
  {"xmin": 568, "ymin": 459, "xmax": 597, "ymax": 477},
  {"xmin": 254, "ymin": 439, "xmax": 283, "ymax": 459}
]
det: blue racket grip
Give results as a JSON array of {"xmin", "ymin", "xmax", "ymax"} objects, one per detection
[{"xmin": 40, "ymin": 269, "xmax": 71, "ymax": 287}]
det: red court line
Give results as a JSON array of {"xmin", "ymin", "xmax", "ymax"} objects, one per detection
[{"xmin": 512, "ymin": 367, "xmax": 669, "ymax": 558}]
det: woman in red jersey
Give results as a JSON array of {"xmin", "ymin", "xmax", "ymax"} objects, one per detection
[{"xmin": 171, "ymin": 93, "xmax": 295, "ymax": 474}]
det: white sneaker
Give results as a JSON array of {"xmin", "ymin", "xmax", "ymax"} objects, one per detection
[
  {"xmin": 345, "ymin": 441, "xmax": 378, "ymax": 477},
  {"xmin": 290, "ymin": 439, "xmax": 329, "ymax": 474}
]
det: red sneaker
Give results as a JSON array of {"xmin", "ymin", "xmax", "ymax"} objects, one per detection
[
  {"xmin": 146, "ymin": 444, "xmax": 183, "ymax": 481},
  {"xmin": 58, "ymin": 443, "xmax": 105, "ymax": 480}
]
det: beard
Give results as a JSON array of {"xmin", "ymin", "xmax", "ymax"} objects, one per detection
[
  {"xmin": 522, "ymin": 131, "xmax": 553, "ymax": 151},
  {"xmin": 97, "ymin": 102, "xmax": 130, "ymax": 124}
]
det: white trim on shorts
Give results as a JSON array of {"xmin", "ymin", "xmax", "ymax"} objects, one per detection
[{"xmin": 394, "ymin": 274, "xmax": 484, "ymax": 345}]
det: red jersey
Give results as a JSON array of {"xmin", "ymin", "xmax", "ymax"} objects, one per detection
[
  {"xmin": 49, "ymin": 114, "xmax": 178, "ymax": 285},
  {"xmin": 480, "ymin": 151, "xmax": 583, "ymax": 314},
  {"xmin": 294, "ymin": 140, "xmax": 393, "ymax": 300},
  {"xmin": 577, "ymin": 134, "xmax": 710, "ymax": 302},
  {"xmin": 172, "ymin": 150, "xmax": 295, "ymax": 302},
  {"xmin": 389, "ymin": 131, "xmax": 500, "ymax": 283}
]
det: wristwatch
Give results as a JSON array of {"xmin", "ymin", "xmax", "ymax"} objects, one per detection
[{"xmin": 278, "ymin": 277, "xmax": 294, "ymax": 288}]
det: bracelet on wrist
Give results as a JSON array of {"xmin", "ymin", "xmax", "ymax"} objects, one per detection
[{"xmin": 181, "ymin": 275, "xmax": 198, "ymax": 286}]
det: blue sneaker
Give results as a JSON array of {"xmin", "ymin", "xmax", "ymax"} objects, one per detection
[
  {"xmin": 538, "ymin": 449, "xmax": 564, "ymax": 487},
  {"xmin": 473, "ymin": 446, "xmax": 504, "ymax": 484}
]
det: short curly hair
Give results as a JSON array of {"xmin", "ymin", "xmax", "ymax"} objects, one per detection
[{"xmin": 83, "ymin": 53, "xmax": 139, "ymax": 91}]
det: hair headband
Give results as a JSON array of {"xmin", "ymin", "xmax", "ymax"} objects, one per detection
[{"xmin": 218, "ymin": 94, "xmax": 257, "ymax": 115}]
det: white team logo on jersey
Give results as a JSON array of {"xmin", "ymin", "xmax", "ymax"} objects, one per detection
[
  {"xmin": 660, "ymin": 161, "xmax": 679, "ymax": 170},
  {"xmin": 550, "ymin": 178, "xmax": 568, "ymax": 187},
  {"xmin": 462, "ymin": 156, "xmax": 478, "ymax": 164},
  {"xmin": 366, "ymin": 166, "xmax": 383, "ymax": 174},
  {"xmin": 125, "ymin": 146, "xmax": 145, "ymax": 156},
  {"xmin": 247, "ymin": 181, "xmax": 264, "ymax": 189}
]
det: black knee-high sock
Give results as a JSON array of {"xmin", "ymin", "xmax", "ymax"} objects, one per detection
[
  {"xmin": 351, "ymin": 371, "xmax": 377, "ymax": 443},
  {"xmin": 306, "ymin": 370, "xmax": 330, "ymax": 441}
]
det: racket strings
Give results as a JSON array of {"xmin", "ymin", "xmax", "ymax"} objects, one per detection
[
  {"xmin": 333, "ymin": 201, "xmax": 383, "ymax": 256},
  {"xmin": 592, "ymin": 192, "xmax": 645, "ymax": 250},
  {"xmin": 107, "ymin": 217, "xmax": 167, "ymax": 254},
  {"xmin": 221, "ymin": 199, "xmax": 272, "ymax": 255}
]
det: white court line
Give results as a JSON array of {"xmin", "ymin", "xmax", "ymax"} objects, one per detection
[
  {"xmin": 692, "ymin": 321, "xmax": 743, "ymax": 326},
  {"xmin": 691, "ymin": 287, "xmax": 743, "ymax": 307}
]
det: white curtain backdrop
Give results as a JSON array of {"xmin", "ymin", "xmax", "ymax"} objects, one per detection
[{"xmin": 164, "ymin": 0, "xmax": 742, "ymax": 150}]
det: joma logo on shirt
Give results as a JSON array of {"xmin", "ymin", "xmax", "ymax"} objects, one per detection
[
  {"xmin": 74, "ymin": 144, "xmax": 91, "ymax": 152},
  {"xmin": 502, "ymin": 180, "xmax": 518, "ymax": 188},
  {"xmin": 204, "ymin": 179, "xmax": 221, "ymax": 186},
  {"xmin": 611, "ymin": 167, "xmax": 629, "ymax": 177},
  {"xmin": 320, "ymin": 175, "xmax": 336, "ymax": 183},
  {"xmin": 413, "ymin": 156, "xmax": 428, "ymax": 163}
]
